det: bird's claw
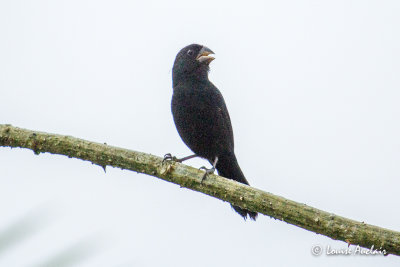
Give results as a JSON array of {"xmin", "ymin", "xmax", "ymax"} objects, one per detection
[
  {"xmin": 163, "ymin": 153, "xmax": 178, "ymax": 163},
  {"xmin": 199, "ymin": 166, "xmax": 215, "ymax": 182}
]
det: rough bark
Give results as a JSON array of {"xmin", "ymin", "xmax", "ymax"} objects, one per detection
[{"xmin": 1, "ymin": 124, "xmax": 399, "ymax": 256}]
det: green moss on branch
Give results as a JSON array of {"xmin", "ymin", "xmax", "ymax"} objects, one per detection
[{"xmin": 1, "ymin": 124, "xmax": 399, "ymax": 256}]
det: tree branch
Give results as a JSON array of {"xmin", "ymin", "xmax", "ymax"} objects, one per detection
[{"xmin": 1, "ymin": 124, "xmax": 399, "ymax": 256}]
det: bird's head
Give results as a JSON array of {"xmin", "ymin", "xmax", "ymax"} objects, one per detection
[{"xmin": 172, "ymin": 44, "xmax": 215, "ymax": 87}]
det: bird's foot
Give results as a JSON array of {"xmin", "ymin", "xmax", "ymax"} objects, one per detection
[
  {"xmin": 199, "ymin": 166, "xmax": 215, "ymax": 182},
  {"xmin": 163, "ymin": 153, "xmax": 198, "ymax": 163},
  {"xmin": 163, "ymin": 153, "xmax": 178, "ymax": 163}
]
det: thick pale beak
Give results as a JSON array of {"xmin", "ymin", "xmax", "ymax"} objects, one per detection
[{"xmin": 196, "ymin": 46, "xmax": 215, "ymax": 64}]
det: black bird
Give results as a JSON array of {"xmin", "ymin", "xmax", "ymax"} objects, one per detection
[{"xmin": 167, "ymin": 44, "xmax": 257, "ymax": 220}]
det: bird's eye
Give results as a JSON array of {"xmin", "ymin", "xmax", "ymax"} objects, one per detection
[{"xmin": 187, "ymin": 50, "xmax": 194, "ymax": 56}]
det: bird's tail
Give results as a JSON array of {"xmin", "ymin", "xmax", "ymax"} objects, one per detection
[{"xmin": 215, "ymin": 152, "xmax": 258, "ymax": 221}]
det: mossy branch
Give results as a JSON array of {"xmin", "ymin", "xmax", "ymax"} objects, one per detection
[{"xmin": 1, "ymin": 124, "xmax": 399, "ymax": 256}]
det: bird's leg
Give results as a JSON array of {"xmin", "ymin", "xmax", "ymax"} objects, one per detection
[
  {"xmin": 199, "ymin": 156, "xmax": 218, "ymax": 182},
  {"xmin": 163, "ymin": 153, "xmax": 198, "ymax": 163},
  {"xmin": 177, "ymin": 154, "xmax": 198, "ymax": 162}
]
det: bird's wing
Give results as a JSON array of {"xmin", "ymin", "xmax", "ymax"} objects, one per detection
[{"xmin": 210, "ymin": 84, "xmax": 235, "ymax": 150}]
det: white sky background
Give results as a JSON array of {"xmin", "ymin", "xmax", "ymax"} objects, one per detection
[{"xmin": 1, "ymin": 0, "xmax": 399, "ymax": 266}]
